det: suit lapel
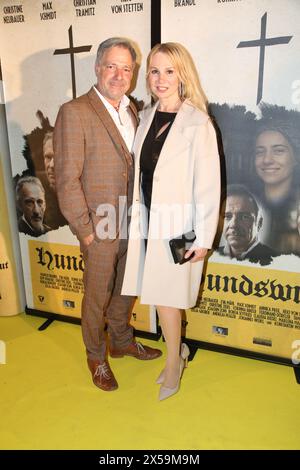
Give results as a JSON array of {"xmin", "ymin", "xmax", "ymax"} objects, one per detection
[
  {"xmin": 129, "ymin": 100, "xmax": 139, "ymax": 128},
  {"xmin": 87, "ymin": 87, "xmax": 135, "ymax": 164}
]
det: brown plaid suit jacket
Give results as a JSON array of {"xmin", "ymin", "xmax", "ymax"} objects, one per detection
[{"xmin": 53, "ymin": 86, "xmax": 138, "ymax": 242}]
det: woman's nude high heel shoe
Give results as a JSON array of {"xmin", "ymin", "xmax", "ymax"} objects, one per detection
[
  {"xmin": 158, "ymin": 343, "xmax": 190, "ymax": 401},
  {"xmin": 156, "ymin": 369, "xmax": 165, "ymax": 385},
  {"xmin": 156, "ymin": 343, "xmax": 190, "ymax": 384}
]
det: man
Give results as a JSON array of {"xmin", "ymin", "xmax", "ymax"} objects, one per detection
[
  {"xmin": 16, "ymin": 175, "xmax": 50, "ymax": 237},
  {"xmin": 298, "ymin": 197, "xmax": 300, "ymax": 236},
  {"xmin": 54, "ymin": 37, "xmax": 161, "ymax": 392},
  {"xmin": 43, "ymin": 131, "xmax": 56, "ymax": 191},
  {"xmin": 218, "ymin": 185, "xmax": 277, "ymax": 265},
  {"xmin": 42, "ymin": 130, "xmax": 67, "ymax": 230},
  {"xmin": 294, "ymin": 196, "xmax": 300, "ymax": 255}
]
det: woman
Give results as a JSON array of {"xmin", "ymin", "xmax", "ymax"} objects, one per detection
[
  {"xmin": 253, "ymin": 122, "xmax": 300, "ymax": 254},
  {"xmin": 254, "ymin": 126, "xmax": 298, "ymax": 206},
  {"xmin": 122, "ymin": 43, "xmax": 220, "ymax": 400}
]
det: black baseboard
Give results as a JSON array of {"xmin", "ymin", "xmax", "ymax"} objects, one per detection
[
  {"xmin": 184, "ymin": 337, "xmax": 300, "ymax": 369},
  {"xmin": 26, "ymin": 307, "xmax": 300, "ymax": 378},
  {"xmin": 26, "ymin": 307, "xmax": 81, "ymax": 326},
  {"xmin": 25, "ymin": 307, "xmax": 162, "ymax": 341}
]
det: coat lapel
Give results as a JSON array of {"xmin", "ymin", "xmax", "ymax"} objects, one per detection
[
  {"xmin": 134, "ymin": 100, "xmax": 195, "ymax": 175},
  {"xmin": 133, "ymin": 102, "xmax": 158, "ymax": 165},
  {"xmin": 133, "ymin": 100, "xmax": 208, "ymax": 185},
  {"xmin": 155, "ymin": 101, "xmax": 192, "ymax": 172}
]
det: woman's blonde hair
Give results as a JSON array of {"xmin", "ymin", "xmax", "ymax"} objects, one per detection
[{"xmin": 146, "ymin": 42, "xmax": 208, "ymax": 113}]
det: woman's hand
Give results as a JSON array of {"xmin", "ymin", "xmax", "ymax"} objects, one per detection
[{"xmin": 184, "ymin": 247, "xmax": 208, "ymax": 263}]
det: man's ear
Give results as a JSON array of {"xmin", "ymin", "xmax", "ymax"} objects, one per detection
[
  {"xmin": 95, "ymin": 61, "xmax": 100, "ymax": 77},
  {"xmin": 16, "ymin": 198, "xmax": 22, "ymax": 212}
]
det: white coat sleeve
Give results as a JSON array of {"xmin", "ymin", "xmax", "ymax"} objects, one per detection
[{"xmin": 193, "ymin": 118, "xmax": 221, "ymax": 248}]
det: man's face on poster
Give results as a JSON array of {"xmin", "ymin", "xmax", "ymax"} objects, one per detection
[
  {"xmin": 223, "ymin": 194, "xmax": 259, "ymax": 255},
  {"xmin": 19, "ymin": 183, "xmax": 46, "ymax": 232},
  {"xmin": 43, "ymin": 135, "xmax": 55, "ymax": 190},
  {"xmin": 297, "ymin": 198, "xmax": 300, "ymax": 236}
]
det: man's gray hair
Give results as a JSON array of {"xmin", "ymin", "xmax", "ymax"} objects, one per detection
[
  {"xmin": 95, "ymin": 37, "xmax": 137, "ymax": 66},
  {"xmin": 16, "ymin": 176, "xmax": 45, "ymax": 202}
]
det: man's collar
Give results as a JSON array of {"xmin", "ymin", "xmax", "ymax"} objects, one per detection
[
  {"xmin": 93, "ymin": 86, "xmax": 130, "ymax": 111},
  {"xmin": 21, "ymin": 214, "xmax": 34, "ymax": 231},
  {"xmin": 224, "ymin": 238, "xmax": 259, "ymax": 260}
]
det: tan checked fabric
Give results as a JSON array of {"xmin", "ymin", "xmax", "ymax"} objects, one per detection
[{"xmin": 54, "ymin": 87, "xmax": 138, "ymax": 361}]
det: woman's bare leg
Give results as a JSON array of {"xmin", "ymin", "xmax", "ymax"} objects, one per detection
[{"xmin": 156, "ymin": 305, "xmax": 182, "ymax": 388}]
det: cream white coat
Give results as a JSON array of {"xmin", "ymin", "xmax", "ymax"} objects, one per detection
[{"xmin": 122, "ymin": 100, "xmax": 220, "ymax": 308}]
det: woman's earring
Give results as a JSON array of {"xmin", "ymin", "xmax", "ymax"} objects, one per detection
[{"xmin": 179, "ymin": 82, "xmax": 184, "ymax": 99}]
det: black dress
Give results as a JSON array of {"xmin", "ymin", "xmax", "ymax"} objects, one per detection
[{"xmin": 140, "ymin": 110, "xmax": 177, "ymax": 214}]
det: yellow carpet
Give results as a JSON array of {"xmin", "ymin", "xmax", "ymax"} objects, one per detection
[{"xmin": 0, "ymin": 313, "xmax": 299, "ymax": 450}]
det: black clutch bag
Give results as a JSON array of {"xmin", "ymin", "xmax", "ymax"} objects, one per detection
[{"xmin": 169, "ymin": 230, "xmax": 196, "ymax": 265}]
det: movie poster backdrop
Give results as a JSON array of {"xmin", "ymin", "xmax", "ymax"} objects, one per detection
[
  {"xmin": 162, "ymin": 0, "xmax": 300, "ymax": 362},
  {"xmin": 0, "ymin": 64, "xmax": 25, "ymax": 316},
  {"xmin": 0, "ymin": 0, "xmax": 156, "ymax": 332}
]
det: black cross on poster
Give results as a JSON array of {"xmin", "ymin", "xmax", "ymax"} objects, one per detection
[
  {"xmin": 54, "ymin": 25, "xmax": 92, "ymax": 99},
  {"xmin": 237, "ymin": 12, "xmax": 292, "ymax": 105}
]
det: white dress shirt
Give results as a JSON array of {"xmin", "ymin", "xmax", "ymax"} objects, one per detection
[{"xmin": 93, "ymin": 86, "xmax": 135, "ymax": 153}]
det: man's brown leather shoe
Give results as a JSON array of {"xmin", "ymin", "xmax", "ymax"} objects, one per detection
[
  {"xmin": 110, "ymin": 341, "xmax": 162, "ymax": 360},
  {"xmin": 87, "ymin": 358, "xmax": 118, "ymax": 391}
]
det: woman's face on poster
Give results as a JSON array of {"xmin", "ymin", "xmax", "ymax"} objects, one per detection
[{"xmin": 255, "ymin": 130, "xmax": 296, "ymax": 186}]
